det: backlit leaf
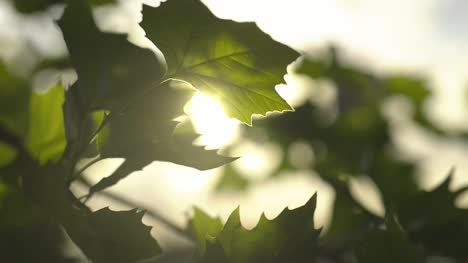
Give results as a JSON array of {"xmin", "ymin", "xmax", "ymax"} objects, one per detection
[
  {"xmin": 198, "ymin": 195, "xmax": 321, "ymax": 262},
  {"xmin": 26, "ymin": 85, "xmax": 66, "ymax": 164},
  {"xmin": 189, "ymin": 207, "xmax": 224, "ymax": 255},
  {"xmin": 91, "ymin": 80, "xmax": 235, "ymax": 193},
  {"xmin": 141, "ymin": 0, "xmax": 298, "ymax": 124}
]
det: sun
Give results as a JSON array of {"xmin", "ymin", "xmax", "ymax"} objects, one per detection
[{"xmin": 185, "ymin": 92, "xmax": 240, "ymax": 149}]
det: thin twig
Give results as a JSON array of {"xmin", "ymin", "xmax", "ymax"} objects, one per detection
[
  {"xmin": 87, "ymin": 112, "xmax": 111, "ymax": 145},
  {"xmin": 84, "ymin": 77, "xmax": 174, "ymax": 147},
  {"xmin": 70, "ymin": 156, "xmax": 102, "ymax": 182}
]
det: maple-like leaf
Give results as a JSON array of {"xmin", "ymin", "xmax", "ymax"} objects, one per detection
[
  {"xmin": 189, "ymin": 207, "xmax": 224, "ymax": 255},
  {"xmin": 85, "ymin": 208, "xmax": 161, "ymax": 263},
  {"xmin": 91, "ymin": 80, "xmax": 236, "ymax": 193},
  {"xmin": 141, "ymin": 0, "xmax": 299, "ymax": 124},
  {"xmin": 191, "ymin": 195, "xmax": 321, "ymax": 263},
  {"xmin": 61, "ymin": 207, "xmax": 161, "ymax": 263}
]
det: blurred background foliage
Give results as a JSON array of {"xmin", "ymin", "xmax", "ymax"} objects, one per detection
[
  {"xmin": 1, "ymin": 0, "xmax": 468, "ymax": 262},
  {"xmin": 210, "ymin": 47, "xmax": 468, "ymax": 262}
]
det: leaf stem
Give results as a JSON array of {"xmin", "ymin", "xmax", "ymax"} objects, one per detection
[
  {"xmin": 70, "ymin": 156, "xmax": 102, "ymax": 182},
  {"xmin": 87, "ymin": 112, "xmax": 111, "ymax": 145}
]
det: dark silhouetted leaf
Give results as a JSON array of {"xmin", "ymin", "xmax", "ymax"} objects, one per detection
[
  {"xmin": 324, "ymin": 188, "xmax": 380, "ymax": 243},
  {"xmin": 199, "ymin": 195, "xmax": 321, "ymax": 262},
  {"xmin": 4, "ymin": 153, "xmax": 160, "ymax": 263},
  {"xmin": 58, "ymin": 0, "xmax": 166, "ymax": 112},
  {"xmin": 89, "ymin": 158, "xmax": 148, "ymax": 194},
  {"xmin": 396, "ymin": 171, "xmax": 468, "ymax": 260},
  {"xmin": 141, "ymin": 0, "xmax": 298, "ymax": 124},
  {"xmin": 92, "ymin": 133, "xmax": 237, "ymax": 193},
  {"xmin": 84, "ymin": 208, "xmax": 161, "ymax": 263},
  {"xmin": 0, "ymin": 181, "xmax": 80, "ymax": 263},
  {"xmin": 356, "ymin": 211, "xmax": 425, "ymax": 263},
  {"xmin": 189, "ymin": 207, "xmax": 224, "ymax": 255},
  {"xmin": 154, "ymin": 133, "xmax": 238, "ymax": 170},
  {"xmin": 62, "ymin": 82, "xmax": 99, "ymax": 161},
  {"xmin": 98, "ymin": 79, "xmax": 195, "ymax": 155},
  {"xmin": 91, "ymin": 80, "xmax": 235, "ymax": 193}
]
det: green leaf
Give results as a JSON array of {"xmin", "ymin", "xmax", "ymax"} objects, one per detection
[
  {"xmin": 58, "ymin": 206, "xmax": 161, "ymax": 263},
  {"xmin": 385, "ymin": 76, "xmax": 429, "ymax": 107},
  {"xmin": 91, "ymin": 79, "xmax": 235, "ymax": 193},
  {"xmin": 0, "ymin": 182, "xmax": 77, "ymax": 263},
  {"xmin": 141, "ymin": 0, "xmax": 298, "ymax": 124},
  {"xmin": 199, "ymin": 195, "xmax": 321, "ymax": 263},
  {"xmin": 395, "ymin": 171, "xmax": 468, "ymax": 259},
  {"xmin": 62, "ymin": 82, "xmax": 100, "ymax": 160},
  {"xmin": 214, "ymin": 164, "xmax": 249, "ymax": 193},
  {"xmin": 13, "ymin": 0, "xmax": 116, "ymax": 14},
  {"xmin": 26, "ymin": 85, "xmax": 67, "ymax": 164},
  {"xmin": 296, "ymin": 56, "xmax": 329, "ymax": 78},
  {"xmin": 89, "ymin": 158, "xmax": 149, "ymax": 194},
  {"xmin": 8, "ymin": 147, "xmax": 160, "ymax": 263},
  {"xmin": 189, "ymin": 207, "xmax": 224, "ymax": 255},
  {"xmin": 202, "ymin": 240, "xmax": 230, "ymax": 263},
  {"xmin": 384, "ymin": 75, "xmax": 443, "ymax": 134},
  {"xmin": 98, "ymin": 79, "xmax": 195, "ymax": 154},
  {"xmin": 154, "ymin": 133, "xmax": 238, "ymax": 170},
  {"xmin": 356, "ymin": 211, "xmax": 425, "ymax": 263},
  {"xmin": 92, "ymin": 133, "xmax": 237, "ymax": 193},
  {"xmin": 58, "ymin": 0, "xmax": 166, "ymax": 112},
  {"xmin": 84, "ymin": 208, "xmax": 161, "ymax": 263},
  {"xmin": 324, "ymin": 188, "xmax": 380, "ymax": 242},
  {"xmin": 0, "ymin": 181, "xmax": 44, "ymax": 229}
]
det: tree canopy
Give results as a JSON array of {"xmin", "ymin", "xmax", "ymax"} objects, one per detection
[{"xmin": 1, "ymin": 0, "xmax": 467, "ymax": 262}]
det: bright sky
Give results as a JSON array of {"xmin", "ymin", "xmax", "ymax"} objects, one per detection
[{"xmin": 3, "ymin": 0, "xmax": 468, "ymax": 248}]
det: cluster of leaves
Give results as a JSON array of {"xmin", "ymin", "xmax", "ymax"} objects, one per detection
[
  {"xmin": 1, "ymin": 0, "xmax": 298, "ymax": 262},
  {"xmin": 1, "ymin": 0, "xmax": 468, "ymax": 262},
  {"xmin": 212, "ymin": 47, "xmax": 468, "ymax": 262}
]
